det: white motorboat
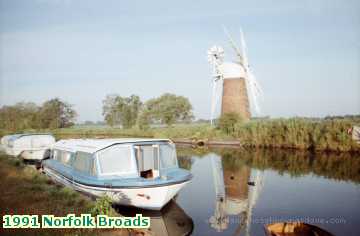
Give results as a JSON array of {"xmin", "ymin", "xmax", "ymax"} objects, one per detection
[{"xmin": 42, "ymin": 138, "xmax": 192, "ymax": 210}]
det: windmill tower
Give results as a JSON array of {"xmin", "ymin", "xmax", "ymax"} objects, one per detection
[{"xmin": 207, "ymin": 27, "xmax": 262, "ymax": 124}]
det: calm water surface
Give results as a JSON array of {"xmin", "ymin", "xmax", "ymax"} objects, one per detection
[{"xmin": 117, "ymin": 147, "xmax": 360, "ymax": 236}]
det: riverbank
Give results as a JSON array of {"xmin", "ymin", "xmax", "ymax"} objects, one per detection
[
  {"xmin": 0, "ymin": 154, "xmax": 139, "ymax": 236},
  {"xmin": 53, "ymin": 117, "xmax": 360, "ymax": 153},
  {"xmin": 1, "ymin": 117, "xmax": 359, "ymax": 153}
]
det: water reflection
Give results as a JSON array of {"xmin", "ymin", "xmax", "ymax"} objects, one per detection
[
  {"xmin": 178, "ymin": 147, "xmax": 360, "ymax": 184},
  {"xmin": 176, "ymin": 147, "xmax": 360, "ymax": 236},
  {"xmin": 114, "ymin": 200, "xmax": 193, "ymax": 236},
  {"xmin": 208, "ymin": 154, "xmax": 264, "ymax": 235}
]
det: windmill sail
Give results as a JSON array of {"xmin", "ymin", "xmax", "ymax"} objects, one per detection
[
  {"xmin": 208, "ymin": 46, "xmax": 225, "ymax": 125},
  {"xmin": 222, "ymin": 26, "xmax": 244, "ymax": 65},
  {"xmin": 239, "ymin": 29, "xmax": 263, "ymax": 113}
]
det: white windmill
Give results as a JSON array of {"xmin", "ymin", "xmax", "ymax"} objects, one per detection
[{"xmin": 207, "ymin": 27, "xmax": 263, "ymax": 125}]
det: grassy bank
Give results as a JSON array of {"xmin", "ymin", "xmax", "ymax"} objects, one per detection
[
  {"xmin": 60, "ymin": 118, "xmax": 360, "ymax": 152},
  {"xmin": 1, "ymin": 117, "xmax": 359, "ymax": 152},
  {"xmin": 0, "ymin": 154, "xmax": 133, "ymax": 236}
]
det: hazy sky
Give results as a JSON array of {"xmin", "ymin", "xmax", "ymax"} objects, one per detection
[{"xmin": 1, "ymin": 0, "xmax": 359, "ymax": 122}]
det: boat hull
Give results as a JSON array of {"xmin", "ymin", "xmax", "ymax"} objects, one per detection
[
  {"xmin": 43, "ymin": 166, "xmax": 190, "ymax": 210},
  {"xmin": 20, "ymin": 149, "xmax": 48, "ymax": 161},
  {"xmin": 265, "ymin": 222, "xmax": 334, "ymax": 236}
]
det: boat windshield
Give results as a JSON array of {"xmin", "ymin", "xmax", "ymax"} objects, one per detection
[
  {"xmin": 159, "ymin": 143, "xmax": 177, "ymax": 169},
  {"xmin": 53, "ymin": 149, "xmax": 72, "ymax": 166}
]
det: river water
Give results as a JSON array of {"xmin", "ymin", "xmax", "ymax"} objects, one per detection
[{"xmin": 116, "ymin": 147, "xmax": 360, "ymax": 236}]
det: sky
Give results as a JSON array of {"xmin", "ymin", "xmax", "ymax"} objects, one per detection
[{"xmin": 0, "ymin": 0, "xmax": 359, "ymax": 122}]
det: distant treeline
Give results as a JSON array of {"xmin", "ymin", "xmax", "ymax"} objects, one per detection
[
  {"xmin": 0, "ymin": 93, "xmax": 193, "ymax": 132},
  {"xmin": 0, "ymin": 98, "xmax": 76, "ymax": 131},
  {"xmin": 1, "ymin": 94, "xmax": 359, "ymax": 153},
  {"xmin": 102, "ymin": 93, "xmax": 193, "ymax": 128}
]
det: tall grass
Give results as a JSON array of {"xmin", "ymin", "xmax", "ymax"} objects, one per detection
[{"xmin": 235, "ymin": 118, "xmax": 359, "ymax": 152}]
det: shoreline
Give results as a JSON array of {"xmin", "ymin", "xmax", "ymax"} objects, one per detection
[
  {"xmin": 173, "ymin": 138, "xmax": 360, "ymax": 154},
  {"xmin": 1, "ymin": 117, "xmax": 359, "ymax": 153},
  {"xmin": 54, "ymin": 132, "xmax": 360, "ymax": 153}
]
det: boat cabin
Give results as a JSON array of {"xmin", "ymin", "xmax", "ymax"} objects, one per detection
[
  {"xmin": 50, "ymin": 138, "xmax": 178, "ymax": 179},
  {"xmin": 2, "ymin": 133, "xmax": 55, "ymax": 157}
]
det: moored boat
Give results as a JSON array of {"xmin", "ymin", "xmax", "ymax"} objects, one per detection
[
  {"xmin": 42, "ymin": 138, "xmax": 192, "ymax": 210},
  {"xmin": 265, "ymin": 222, "xmax": 334, "ymax": 236},
  {"xmin": 1, "ymin": 133, "xmax": 55, "ymax": 161}
]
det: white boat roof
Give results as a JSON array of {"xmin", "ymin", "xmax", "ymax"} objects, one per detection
[
  {"xmin": 4, "ymin": 133, "xmax": 53, "ymax": 141},
  {"xmin": 53, "ymin": 138, "xmax": 171, "ymax": 154}
]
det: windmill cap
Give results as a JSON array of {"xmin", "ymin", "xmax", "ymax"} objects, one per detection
[{"xmin": 218, "ymin": 62, "xmax": 246, "ymax": 79}]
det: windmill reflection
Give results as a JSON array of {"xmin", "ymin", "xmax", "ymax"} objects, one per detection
[
  {"xmin": 114, "ymin": 200, "xmax": 193, "ymax": 236},
  {"xmin": 209, "ymin": 153, "xmax": 263, "ymax": 235}
]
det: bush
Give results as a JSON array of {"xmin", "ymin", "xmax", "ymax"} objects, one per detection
[
  {"xmin": 218, "ymin": 113, "xmax": 243, "ymax": 135},
  {"xmin": 90, "ymin": 195, "xmax": 117, "ymax": 216}
]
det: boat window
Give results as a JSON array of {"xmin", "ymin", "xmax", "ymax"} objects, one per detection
[
  {"xmin": 53, "ymin": 149, "xmax": 72, "ymax": 166},
  {"xmin": 159, "ymin": 143, "xmax": 177, "ymax": 169},
  {"xmin": 73, "ymin": 152, "xmax": 94, "ymax": 175},
  {"xmin": 97, "ymin": 145, "xmax": 133, "ymax": 175}
]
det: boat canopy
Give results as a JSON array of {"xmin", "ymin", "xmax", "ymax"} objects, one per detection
[
  {"xmin": 3, "ymin": 133, "xmax": 54, "ymax": 147},
  {"xmin": 8, "ymin": 133, "xmax": 54, "ymax": 146},
  {"xmin": 52, "ymin": 138, "xmax": 172, "ymax": 154},
  {"xmin": 51, "ymin": 139, "xmax": 177, "ymax": 177}
]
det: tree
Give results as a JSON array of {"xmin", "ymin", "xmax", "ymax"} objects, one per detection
[
  {"xmin": 0, "ymin": 106, "xmax": 20, "ymax": 131},
  {"xmin": 0, "ymin": 99, "xmax": 76, "ymax": 130},
  {"xmin": 14, "ymin": 102, "xmax": 41, "ymax": 129},
  {"xmin": 39, "ymin": 98, "xmax": 77, "ymax": 129},
  {"xmin": 0, "ymin": 102, "xmax": 40, "ymax": 131},
  {"xmin": 102, "ymin": 94, "xmax": 119, "ymax": 127},
  {"xmin": 102, "ymin": 94, "xmax": 142, "ymax": 128},
  {"xmin": 116, "ymin": 95, "xmax": 142, "ymax": 129},
  {"xmin": 137, "ymin": 108, "xmax": 151, "ymax": 130},
  {"xmin": 140, "ymin": 93, "xmax": 193, "ymax": 126}
]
